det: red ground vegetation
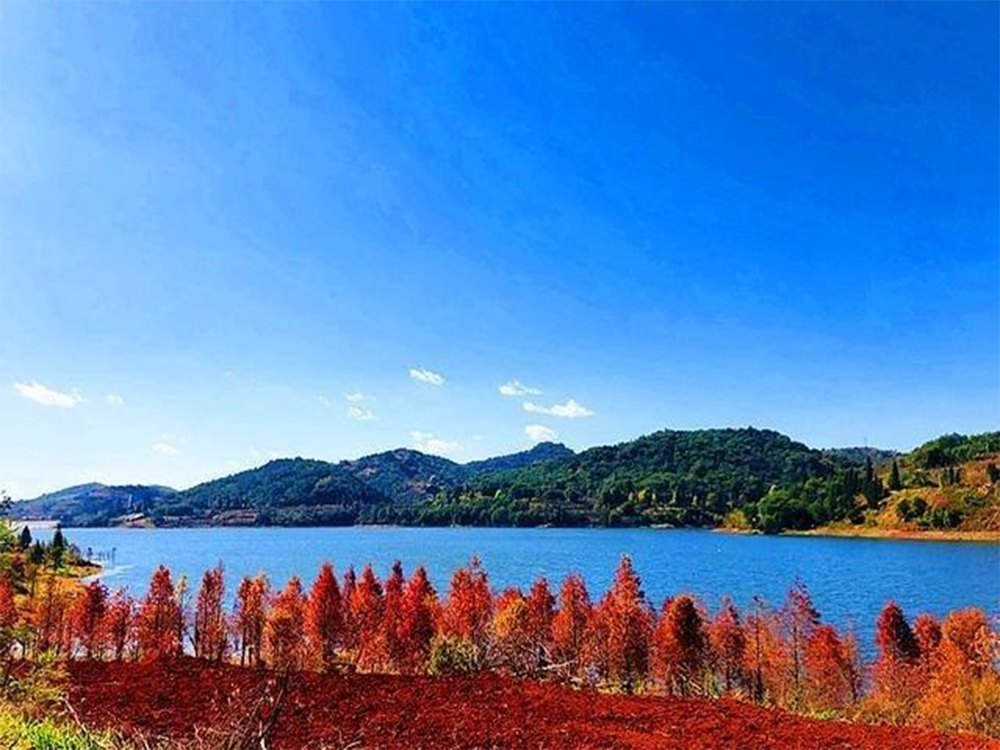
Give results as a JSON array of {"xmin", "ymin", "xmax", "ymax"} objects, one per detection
[
  {"xmin": 64, "ymin": 658, "xmax": 998, "ymax": 750},
  {"xmin": 4, "ymin": 556, "xmax": 999, "ymax": 739}
]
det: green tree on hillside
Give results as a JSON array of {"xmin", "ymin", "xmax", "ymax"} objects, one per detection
[
  {"xmin": 51, "ymin": 527, "xmax": 66, "ymax": 568},
  {"xmin": 0, "ymin": 492, "xmax": 15, "ymax": 555},
  {"xmin": 861, "ymin": 458, "xmax": 885, "ymax": 509},
  {"xmin": 888, "ymin": 460, "xmax": 902, "ymax": 492}
]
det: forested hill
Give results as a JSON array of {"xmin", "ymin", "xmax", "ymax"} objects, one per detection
[
  {"xmin": 149, "ymin": 459, "xmax": 389, "ymax": 526},
  {"xmin": 11, "ymin": 442, "xmax": 576, "ymax": 526},
  {"xmin": 410, "ymin": 428, "xmax": 834, "ymax": 527},
  {"xmin": 463, "ymin": 441, "xmax": 575, "ymax": 475},
  {"xmin": 855, "ymin": 432, "xmax": 1000, "ymax": 537},
  {"xmin": 337, "ymin": 441, "xmax": 575, "ymax": 504},
  {"xmin": 7, "ymin": 483, "xmax": 176, "ymax": 527},
  {"xmin": 11, "ymin": 429, "xmax": 998, "ymax": 534}
]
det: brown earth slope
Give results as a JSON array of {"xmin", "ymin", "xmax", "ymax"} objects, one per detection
[{"xmin": 64, "ymin": 659, "xmax": 997, "ymax": 750}]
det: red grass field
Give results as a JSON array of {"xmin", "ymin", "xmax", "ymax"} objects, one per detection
[{"xmin": 63, "ymin": 658, "xmax": 998, "ymax": 750}]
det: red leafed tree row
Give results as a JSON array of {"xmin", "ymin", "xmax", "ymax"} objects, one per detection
[{"xmin": 1, "ymin": 556, "xmax": 997, "ymax": 737}]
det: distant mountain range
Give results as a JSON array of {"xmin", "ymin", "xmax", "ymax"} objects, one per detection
[
  {"xmin": 10, "ymin": 483, "xmax": 178, "ymax": 527},
  {"xmin": 11, "ymin": 441, "xmax": 574, "ymax": 527},
  {"xmin": 10, "ymin": 429, "xmax": 997, "ymax": 533}
]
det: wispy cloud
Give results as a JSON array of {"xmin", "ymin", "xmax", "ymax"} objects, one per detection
[
  {"xmin": 499, "ymin": 379, "xmax": 541, "ymax": 397},
  {"xmin": 410, "ymin": 430, "xmax": 459, "ymax": 455},
  {"xmin": 338, "ymin": 392, "xmax": 376, "ymax": 420},
  {"xmin": 523, "ymin": 398, "xmax": 594, "ymax": 419},
  {"xmin": 152, "ymin": 441, "xmax": 180, "ymax": 457},
  {"xmin": 316, "ymin": 395, "xmax": 334, "ymax": 408},
  {"xmin": 348, "ymin": 405, "xmax": 376, "ymax": 421},
  {"xmin": 106, "ymin": 393, "xmax": 125, "ymax": 406},
  {"xmin": 525, "ymin": 424, "xmax": 558, "ymax": 442},
  {"xmin": 13, "ymin": 381, "xmax": 86, "ymax": 408},
  {"xmin": 409, "ymin": 367, "xmax": 445, "ymax": 386}
]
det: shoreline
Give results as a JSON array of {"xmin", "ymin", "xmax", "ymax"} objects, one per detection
[
  {"xmin": 784, "ymin": 526, "xmax": 1000, "ymax": 543},
  {"xmin": 36, "ymin": 519, "xmax": 1000, "ymax": 543}
]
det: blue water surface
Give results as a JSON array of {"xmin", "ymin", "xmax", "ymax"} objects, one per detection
[{"xmin": 55, "ymin": 526, "xmax": 999, "ymax": 656}]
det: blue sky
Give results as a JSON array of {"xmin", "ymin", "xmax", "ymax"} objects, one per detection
[{"xmin": 1, "ymin": 3, "xmax": 997, "ymax": 498}]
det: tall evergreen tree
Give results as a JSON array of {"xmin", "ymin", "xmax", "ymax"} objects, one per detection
[
  {"xmin": 50, "ymin": 526, "xmax": 66, "ymax": 567},
  {"xmin": 888, "ymin": 460, "xmax": 902, "ymax": 491}
]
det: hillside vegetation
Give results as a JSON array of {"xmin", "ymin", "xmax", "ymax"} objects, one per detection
[
  {"xmin": 5, "ymin": 483, "xmax": 176, "ymax": 527},
  {"xmin": 851, "ymin": 433, "xmax": 1000, "ymax": 536},
  {"xmin": 150, "ymin": 458, "xmax": 390, "ymax": 526},
  {"xmin": 10, "ymin": 429, "xmax": 998, "ymax": 535},
  {"xmin": 12, "ymin": 442, "xmax": 575, "ymax": 527},
  {"xmin": 412, "ymin": 428, "xmax": 832, "ymax": 527}
]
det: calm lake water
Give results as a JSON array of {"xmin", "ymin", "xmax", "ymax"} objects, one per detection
[{"xmin": 57, "ymin": 526, "xmax": 998, "ymax": 655}]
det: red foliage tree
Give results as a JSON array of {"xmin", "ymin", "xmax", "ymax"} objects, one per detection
[
  {"xmin": 916, "ymin": 608, "xmax": 999, "ymax": 735},
  {"xmin": 351, "ymin": 565, "xmax": 385, "ymax": 671},
  {"xmin": 743, "ymin": 596, "xmax": 789, "ymax": 705},
  {"xmin": 589, "ymin": 555, "xmax": 653, "ymax": 692},
  {"xmin": 653, "ymin": 594, "xmax": 708, "ymax": 695},
  {"xmin": 781, "ymin": 581, "xmax": 820, "ymax": 708},
  {"xmin": 492, "ymin": 587, "xmax": 533, "ymax": 674},
  {"xmin": 551, "ymin": 573, "xmax": 592, "ymax": 675},
  {"xmin": 381, "ymin": 561, "xmax": 406, "ymax": 672},
  {"xmin": 0, "ymin": 576, "xmax": 20, "ymax": 657},
  {"xmin": 871, "ymin": 601, "xmax": 923, "ymax": 721},
  {"xmin": 488, "ymin": 579, "xmax": 554, "ymax": 676},
  {"xmin": 193, "ymin": 564, "xmax": 227, "ymax": 662},
  {"xmin": 398, "ymin": 564, "xmax": 436, "ymax": 673},
  {"xmin": 525, "ymin": 578, "xmax": 555, "ymax": 671},
  {"xmin": 938, "ymin": 608, "xmax": 992, "ymax": 673},
  {"xmin": 0, "ymin": 575, "xmax": 18, "ymax": 632},
  {"xmin": 913, "ymin": 613, "xmax": 942, "ymax": 672},
  {"xmin": 913, "ymin": 613, "xmax": 943, "ymax": 691},
  {"xmin": 30, "ymin": 574, "xmax": 72, "ymax": 656},
  {"xmin": 234, "ymin": 574, "xmax": 269, "ymax": 667},
  {"xmin": 341, "ymin": 566, "xmax": 358, "ymax": 651},
  {"xmin": 708, "ymin": 596, "xmax": 746, "ymax": 693},
  {"xmin": 137, "ymin": 565, "xmax": 182, "ymax": 659},
  {"xmin": 876, "ymin": 601, "xmax": 921, "ymax": 664},
  {"xmin": 265, "ymin": 577, "xmax": 307, "ymax": 670},
  {"xmin": 70, "ymin": 580, "xmax": 108, "ymax": 659},
  {"xmin": 102, "ymin": 588, "xmax": 135, "ymax": 661},
  {"xmin": 441, "ymin": 557, "xmax": 493, "ymax": 659},
  {"xmin": 0, "ymin": 575, "xmax": 19, "ymax": 662},
  {"xmin": 306, "ymin": 562, "xmax": 343, "ymax": 671},
  {"xmin": 804, "ymin": 624, "xmax": 862, "ymax": 710}
]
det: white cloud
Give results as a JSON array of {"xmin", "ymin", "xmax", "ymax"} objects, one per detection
[
  {"xmin": 348, "ymin": 405, "xmax": 376, "ymax": 421},
  {"xmin": 106, "ymin": 393, "xmax": 125, "ymax": 406},
  {"xmin": 13, "ymin": 381, "xmax": 86, "ymax": 408},
  {"xmin": 525, "ymin": 424, "xmax": 558, "ymax": 443},
  {"xmin": 152, "ymin": 441, "xmax": 180, "ymax": 457},
  {"xmin": 409, "ymin": 367, "xmax": 445, "ymax": 386},
  {"xmin": 409, "ymin": 430, "xmax": 459, "ymax": 455},
  {"xmin": 523, "ymin": 398, "xmax": 594, "ymax": 419},
  {"xmin": 344, "ymin": 392, "xmax": 366, "ymax": 403},
  {"xmin": 499, "ymin": 379, "xmax": 541, "ymax": 397},
  {"xmin": 317, "ymin": 395, "xmax": 334, "ymax": 408}
]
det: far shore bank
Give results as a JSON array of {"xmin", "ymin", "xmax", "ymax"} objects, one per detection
[
  {"xmin": 34, "ymin": 519, "xmax": 999, "ymax": 543},
  {"xmin": 784, "ymin": 526, "xmax": 1000, "ymax": 543}
]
